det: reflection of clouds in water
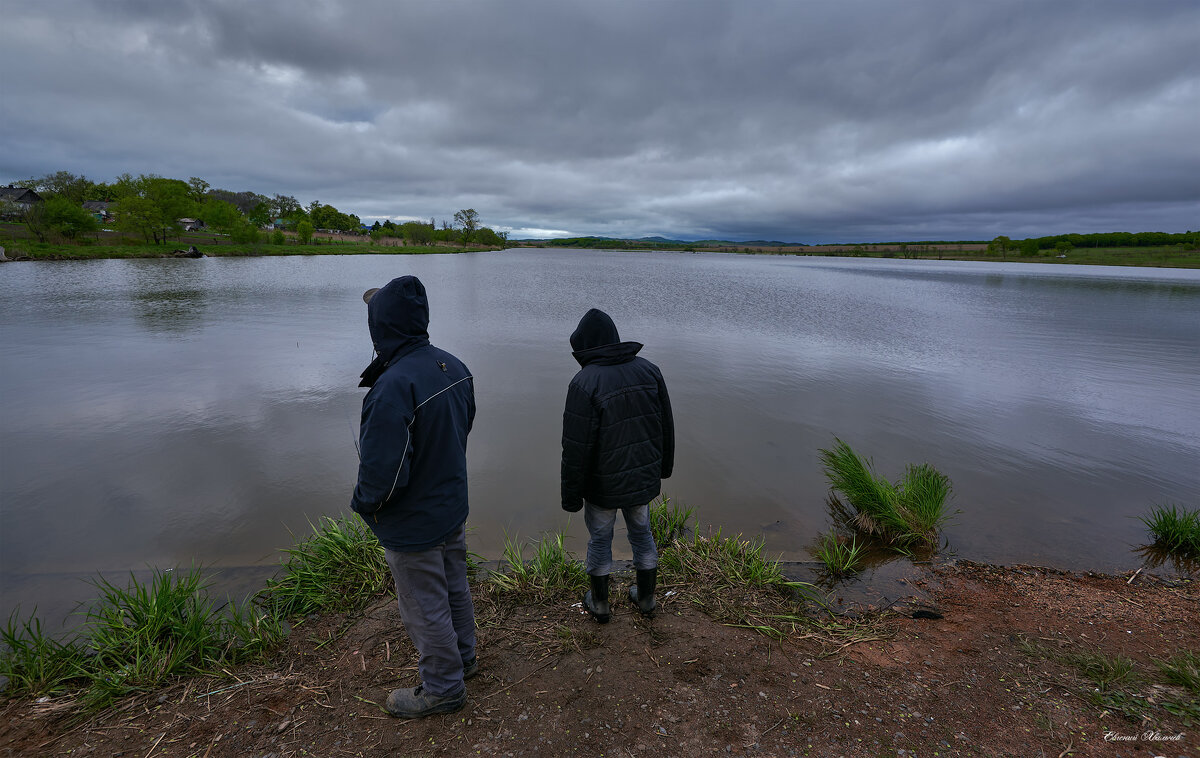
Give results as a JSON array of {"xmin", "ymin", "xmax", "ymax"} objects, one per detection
[
  {"xmin": 2, "ymin": 391, "xmax": 361, "ymax": 577},
  {"xmin": 3, "ymin": 252, "xmax": 1200, "ymax": 625}
]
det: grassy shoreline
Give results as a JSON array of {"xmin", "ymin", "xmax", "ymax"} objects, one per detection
[
  {"xmin": 3, "ymin": 222, "xmax": 1198, "ymax": 267},
  {"xmin": 2, "ymin": 521, "xmax": 1195, "ymax": 757}
]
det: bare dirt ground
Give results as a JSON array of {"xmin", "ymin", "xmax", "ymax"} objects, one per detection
[{"xmin": 2, "ymin": 561, "xmax": 1196, "ymax": 758}]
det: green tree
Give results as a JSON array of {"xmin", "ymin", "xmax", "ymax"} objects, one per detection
[
  {"xmin": 453, "ymin": 209, "xmax": 480, "ymax": 242},
  {"xmin": 33, "ymin": 171, "xmax": 94, "ymax": 203},
  {"xmin": 400, "ymin": 221, "xmax": 433, "ymax": 246},
  {"xmin": 272, "ymin": 229, "xmax": 285, "ymax": 245},
  {"xmin": 42, "ymin": 195, "xmax": 99, "ymax": 239},
  {"xmin": 296, "ymin": 220, "xmax": 314, "ymax": 245},
  {"xmin": 109, "ymin": 173, "xmax": 144, "ymax": 200},
  {"xmin": 473, "ymin": 227, "xmax": 507, "ymax": 247},
  {"xmin": 22, "ymin": 203, "xmax": 49, "ymax": 242},
  {"xmin": 230, "ymin": 221, "xmax": 260, "ymax": 244},
  {"xmin": 1054, "ymin": 240, "xmax": 1073, "ymax": 255},
  {"xmin": 143, "ymin": 178, "xmax": 194, "ymax": 243},
  {"xmin": 987, "ymin": 235, "xmax": 1012, "ymax": 259},
  {"xmin": 270, "ymin": 194, "xmax": 301, "ymax": 219},
  {"xmin": 112, "ymin": 196, "xmax": 161, "ymax": 243},
  {"xmin": 198, "ymin": 198, "xmax": 244, "ymax": 234},
  {"xmin": 248, "ymin": 202, "xmax": 272, "ymax": 229},
  {"xmin": 186, "ymin": 177, "xmax": 211, "ymax": 204}
]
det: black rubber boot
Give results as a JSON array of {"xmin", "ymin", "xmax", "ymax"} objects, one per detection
[
  {"xmin": 583, "ymin": 574, "xmax": 611, "ymax": 623},
  {"xmin": 628, "ymin": 568, "xmax": 657, "ymax": 616}
]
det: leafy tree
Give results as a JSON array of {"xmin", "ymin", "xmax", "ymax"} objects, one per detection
[
  {"xmin": 109, "ymin": 173, "xmax": 145, "ymax": 200},
  {"xmin": 209, "ymin": 189, "xmax": 268, "ymax": 216},
  {"xmin": 987, "ymin": 235, "xmax": 1012, "ymax": 259},
  {"xmin": 43, "ymin": 195, "xmax": 99, "ymax": 239},
  {"xmin": 453, "ymin": 208, "xmax": 480, "ymax": 242},
  {"xmin": 230, "ymin": 221, "xmax": 260, "ymax": 244},
  {"xmin": 270, "ymin": 194, "xmax": 301, "ymax": 219},
  {"xmin": 296, "ymin": 220, "xmax": 314, "ymax": 245},
  {"xmin": 198, "ymin": 198, "xmax": 244, "ymax": 234},
  {"xmin": 112, "ymin": 196, "xmax": 161, "ymax": 243},
  {"xmin": 32, "ymin": 171, "xmax": 94, "ymax": 203},
  {"xmin": 400, "ymin": 221, "xmax": 433, "ymax": 246},
  {"xmin": 22, "ymin": 202, "xmax": 50, "ymax": 242},
  {"xmin": 1019, "ymin": 239, "xmax": 1040, "ymax": 256},
  {"xmin": 1054, "ymin": 240, "xmax": 1073, "ymax": 254},
  {"xmin": 272, "ymin": 229, "xmax": 285, "ymax": 245},
  {"xmin": 143, "ymin": 178, "xmax": 194, "ymax": 243},
  {"xmin": 369, "ymin": 227, "xmax": 383, "ymax": 243},
  {"xmin": 248, "ymin": 202, "xmax": 272, "ymax": 229},
  {"xmin": 186, "ymin": 177, "xmax": 211, "ymax": 204},
  {"xmin": 473, "ymin": 227, "xmax": 507, "ymax": 247}
]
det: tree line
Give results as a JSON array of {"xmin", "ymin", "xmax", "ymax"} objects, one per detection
[{"xmin": 4, "ymin": 170, "xmax": 506, "ymax": 247}]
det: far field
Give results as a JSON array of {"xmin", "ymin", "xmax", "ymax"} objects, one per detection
[{"xmin": 3, "ymin": 223, "xmax": 1199, "ymax": 267}]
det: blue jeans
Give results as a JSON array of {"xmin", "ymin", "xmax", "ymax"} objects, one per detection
[
  {"xmin": 384, "ymin": 524, "xmax": 476, "ymax": 697},
  {"xmin": 584, "ymin": 502, "xmax": 658, "ymax": 576}
]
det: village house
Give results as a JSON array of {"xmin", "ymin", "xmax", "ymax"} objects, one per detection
[
  {"xmin": 82, "ymin": 201, "xmax": 113, "ymax": 221},
  {"xmin": 0, "ymin": 186, "xmax": 43, "ymax": 218}
]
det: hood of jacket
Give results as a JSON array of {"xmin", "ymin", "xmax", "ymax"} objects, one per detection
[
  {"xmin": 360, "ymin": 275, "xmax": 431, "ymax": 387},
  {"xmin": 570, "ymin": 308, "xmax": 642, "ymax": 367}
]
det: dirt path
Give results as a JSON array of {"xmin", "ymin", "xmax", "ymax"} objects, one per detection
[{"xmin": 2, "ymin": 562, "xmax": 1196, "ymax": 757}]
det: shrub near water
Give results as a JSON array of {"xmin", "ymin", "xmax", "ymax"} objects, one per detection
[
  {"xmin": 258, "ymin": 514, "xmax": 390, "ymax": 618},
  {"xmin": 0, "ymin": 613, "xmax": 86, "ymax": 698},
  {"xmin": 1139, "ymin": 503, "xmax": 1200, "ymax": 559},
  {"xmin": 0, "ymin": 568, "xmax": 283, "ymax": 709},
  {"xmin": 81, "ymin": 569, "xmax": 232, "ymax": 707},
  {"xmin": 488, "ymin": 529, "xmax": 588, "ymax": 602},
  {"xmin": 814, "ymin": 533, "xmax": 867, "ymax": 576},
  {"xmin": 819, "ymin": 438, "xmax": 953, "ymax": 549},
  {"xmin": 648, "ymin": 496, "xmax": 695, "ymax": 547}
]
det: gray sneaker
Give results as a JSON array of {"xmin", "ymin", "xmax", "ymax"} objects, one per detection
[
  {"xmin": 462, "ymin": 656, "xmax": 479, "ymax": 680},
  {"xmin": 385, "ymin": 685, "xmax": 466, "ymax": 718}
]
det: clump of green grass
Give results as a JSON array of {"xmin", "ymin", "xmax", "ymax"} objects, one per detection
[
  {"xmin": 661, "ymin": 527, "xmax": 787, "ymax": 589},
  {"xmin": 1015, "ymin": 635, "xmax": 1200, "ymax": 725},
  {"xmin": 814, "ymin": 533, "xmax": 867, "ymax": 576},
  {"xmin": 80, "ymin": 568, "xmax": 246, "ymax": 708},
  {"xmin": 1070, "ymin": 650, "xmax": 1137, "ymax": 691},
  {"xmin": 1139, "ymin": 503, "xmax": 1200, "ymax": 558},
  {"xmin": 1155, "ymin": 651, "xmax": 1200, "ymax": 694},
  {"xmin": 649, "ymin": 496, "xmax": 695, "ymax": 548},
  {"xmin": 488, "ymin": 529, "xmax": 588, "ymax": 602},
  {"xmin": 0, "ymin": 612, "xmax": 86, "ymax": 698},
  {"xmin": 819, "ymin": 438, "xmax": 953, "ymax": 549},
  {"xmin": 258, "ymin": 514, "xmax": 389, "ymax": 618}
]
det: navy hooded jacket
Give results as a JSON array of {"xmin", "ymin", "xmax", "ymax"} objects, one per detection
[
  {"xmin": 351, "ymin": 275, "xmax": 475, "ymax": 551},
  {"xmin": 561, "ymin": 309, "xmax": 674, "ymax": 511}
]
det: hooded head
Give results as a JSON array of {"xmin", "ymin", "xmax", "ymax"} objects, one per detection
[
  {"xmin": 570, "ymin": 308, "xmax": 620, "ymax": 352},
  {"xmin": 359, "ymin": 275, "xmax": 431, "ymax": 386},
  {"xmin": 570, "ymin": 308, "xmax": 642, "ymax": 367}
]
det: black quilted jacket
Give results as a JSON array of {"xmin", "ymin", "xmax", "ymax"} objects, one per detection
[{"xmin": 560, "ymin": 309, "xmax": 674, "ymax": 511}]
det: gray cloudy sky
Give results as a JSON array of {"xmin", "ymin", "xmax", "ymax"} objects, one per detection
[{"xmin": 2, "ymin": 1, "xmax": 1198, "ymax": 242}]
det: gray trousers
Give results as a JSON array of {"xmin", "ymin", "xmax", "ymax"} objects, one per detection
[
  {"xmin": 384, "ymin": 524, "xmax": 476, "ymax": 697},
  {"xmin": 584, "ymin": 502, "xmax": 658, "ymax": 576}
]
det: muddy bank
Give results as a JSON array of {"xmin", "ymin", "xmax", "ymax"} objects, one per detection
[{"xmin": 1, "ymin": 561, "xmax": 1196, "ymax": 757}]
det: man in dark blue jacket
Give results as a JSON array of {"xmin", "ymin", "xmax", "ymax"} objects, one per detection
[
  {"xmin": 561, "ymin": 308, "xmax": 674, "ymax": 623},
  {"xmin": 352, "ymin": 275, "xmax": 477, "ymax": 718}
]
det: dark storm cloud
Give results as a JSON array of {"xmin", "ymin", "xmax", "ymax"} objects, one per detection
[{"xmin": 2, "ymin": 0, "xmax": 1197, "ymax": 241}]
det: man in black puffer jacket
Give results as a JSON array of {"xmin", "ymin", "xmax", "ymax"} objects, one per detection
[
  {"xmin": 352, "ymin": 275, "xmax": 477, "ymax": 718},
  {"xmin": 561, "ymin": 308, "xmax": 674, "ymax": 623}
]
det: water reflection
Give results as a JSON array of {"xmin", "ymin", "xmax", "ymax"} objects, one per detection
[
  {"xmin": 1, "ymin": 252, "xmax": 1198, "ymax": 629},
  {"xmin": 132, "ymin": 288, "xmax": 208, "ymax": 332}
]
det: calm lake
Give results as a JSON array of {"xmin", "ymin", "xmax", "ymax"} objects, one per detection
[{"xmin": 2, "ymin": 250, "xmax": 1198, "ymax": 627}]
